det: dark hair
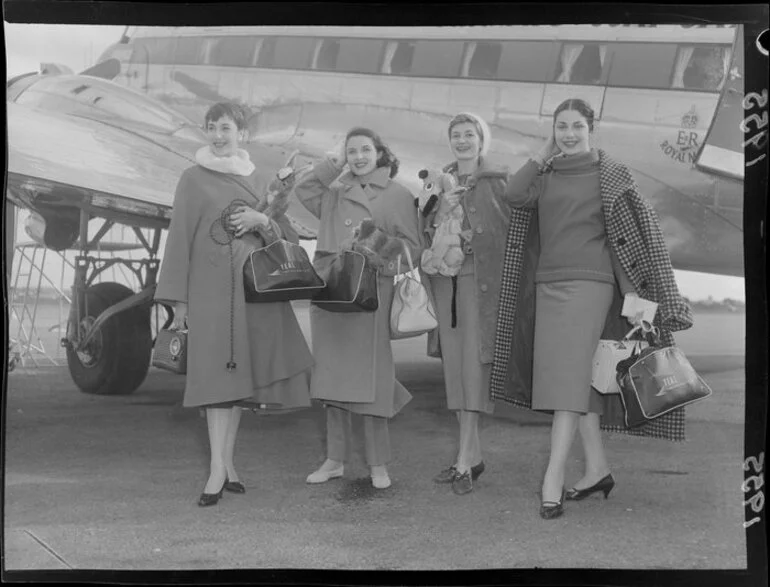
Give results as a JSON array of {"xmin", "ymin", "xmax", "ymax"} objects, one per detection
[
  {"xmin": 553, "ymin": 98, "xmax": 595, "ymax": 132},
  {"xmin": 204, "ymin": 102, "xmax": 249, "ymax": 130},
  {"xmin": 345, "ymin": 127, "xmax": 400, "ymax": 178}
]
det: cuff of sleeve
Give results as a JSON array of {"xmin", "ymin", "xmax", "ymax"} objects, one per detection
[{"xmin": 315, "ymin": 158, "xmax": 344, "ymax": 187}]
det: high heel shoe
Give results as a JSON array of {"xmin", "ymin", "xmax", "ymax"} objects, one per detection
[
  {"xmin": 539, "ymin": 488, "xmax": 565, "ymax": 520},
  {"xmin": 565, "ymin": 473, "xmax": 615, "ymax": 501},
  {"xmin": 198, "ymin": 480, "xmax": 226, "ymax": 507},
  {"xmin": 434, "ymin": 461, "xmax": 486, "ymax": 484},
  {"xmin": 224, "ymin": 477, "xmax": 246, "ymax": 494}
]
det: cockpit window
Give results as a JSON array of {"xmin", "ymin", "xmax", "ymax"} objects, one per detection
[{"xmin": 673, "ymin": 45, "xmax": 733, "ymax": 91}]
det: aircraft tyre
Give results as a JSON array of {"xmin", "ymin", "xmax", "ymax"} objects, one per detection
[{"xmin": 66, "ymin": 282, "xmax": 152, "ymax": 395}]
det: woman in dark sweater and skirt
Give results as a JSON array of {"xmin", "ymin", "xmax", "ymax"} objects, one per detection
[{"xmin": 495, "ymin": 99, "xmax": 693, "ymax": 519}]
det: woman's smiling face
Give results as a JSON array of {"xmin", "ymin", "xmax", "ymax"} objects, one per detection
[
  {"xmin": 346, "ymin": 135, "xmax": 378, "ymax": 177},
  {"xmin": 553, "ymin": 109, "xmax": 592, "ymax": 155},
  {"xmin": 449, "ymin": 122, "xmax": 482, "ymax": 161},
  {"xmin": 206, "ymin": 115, "xmax": 242, "ymax": 158}
]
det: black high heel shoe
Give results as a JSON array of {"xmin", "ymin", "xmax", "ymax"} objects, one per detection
[
  {"xmin": 565, "ymin": 473, "xmax": 615, "ymax": 501},
  {"xmin": 224, "ymin": 477, "xmax": 246, "ymax": 494},
  {"xmin": 539, "ymin": 488, "xmax": 565, "ymax": 520},
  {"xmin": 198, "ymin": 479, "xmax": 226, "ymax": 507}
]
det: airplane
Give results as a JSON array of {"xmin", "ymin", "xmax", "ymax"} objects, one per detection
[{"xmin": 5, "ymin": 23, "xmax": 745, "ymax": 398}]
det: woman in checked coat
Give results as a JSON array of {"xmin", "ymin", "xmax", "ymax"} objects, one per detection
[
  {"xmin": 493, "ymin": 98, "xmax": 693, "ymax": 519},
  {"xmin": 293, "ymin": 127, "xmax": 422, "ymax": 490}
]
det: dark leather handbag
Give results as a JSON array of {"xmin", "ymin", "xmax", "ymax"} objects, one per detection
[
  {"xmin": 244, "ymin": 239, "xmax": 326, "ymax": 303},
  {"xmin": 152, "ymin": 328, "xmax": 188, "ymax": 374},
  {"xmin": 616, "ymin": 340, "xmax": 712, "ymax": 428},
  {"xmin": 311, "ymin": 250, "xmax": 379, "ymax": 312}
]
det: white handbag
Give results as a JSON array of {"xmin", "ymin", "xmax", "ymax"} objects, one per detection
[
  {"xmin": 390, "ymin": 243, "xmax": 438, "ymax": 340},
  {"xmin": 591, "ymin": 324, "xmax": 652, "ymax": 395}
]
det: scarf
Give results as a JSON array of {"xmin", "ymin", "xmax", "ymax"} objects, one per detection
[{"xmin": 195, "ymin": 146, "xmax": 255, "ymax": 176}]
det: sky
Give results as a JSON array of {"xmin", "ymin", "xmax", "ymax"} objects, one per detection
[{"xmin": 3, "ymin": 23, "xmax": 747, "ymax": 301}]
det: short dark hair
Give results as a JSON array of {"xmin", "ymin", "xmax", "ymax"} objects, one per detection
[
  {"xmin": 345, "ymin": 127, "xmax": 400, "ymax": 178},
  {"xmin": 553, "ymin": 98, "xmax": 595, "ymax": 132},
  {"xmin": 204, "ymin": 102, "xmax": 249, "ymax": 130}
]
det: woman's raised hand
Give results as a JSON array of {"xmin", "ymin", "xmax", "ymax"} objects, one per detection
[
  {"xmin": 230, "ymin": 205, "xmax": 269, "ymax": 237},
  {"xmin": 534, "ymin": 135, "xmax": 560, "ymax": 165},
  {"xmin": 443, "ymin": 186, "xmax": 468, "ymax": 208},
  {"xmin": 327, "ymin": 138, "xmax": 347, "ymax": 170}
]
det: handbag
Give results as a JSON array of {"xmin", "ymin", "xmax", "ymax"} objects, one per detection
[
  {"xmin": 152, "ymin": 327, "xmax": 188, "ymax": 374},
  {"xmin": 390, "ymin": 243, "xmax": 438, "ymax": 339},
  {"xmin": 311, "ymin": 250, "xmax": 379, "ymax": 312},
  {"xmin": 616, "ymin": 328, "xmax": 712, "ymax": 428},
  {"xmin": 244, "ymin": 239, "xmax": 326, "ymax": 303},
  {"xmin": 591, "ymin": 325, "xmax": 649, "ymax": 395}
]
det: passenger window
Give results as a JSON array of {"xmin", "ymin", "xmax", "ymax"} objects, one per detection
[
  {"xmin": 271, "ymin": 37, "xmax": 315, "ymax": 69},
  {"xmin": 465, "ymin": 42, "xmax": 502, "ymax": 79},
  {"xmin": 673, "ymin": 45, "xmax": 732, "ymax": 91},
  {"xmin": 554, "ymin": 43, "xmax": 607, "ymax": 84},
  {"xmin": 497, "ymin": 41, "xmax": 558, "ymax": 82},
  {"xmin": 382, "ymin": 41, "xmax": 415, "ymax": 75},
  {"xmin": 256, "ymin": 37, "xmax": 277, "ymax": 67},
  {"xmin": 607, "ymin": 43, "xmax": 678, "ymax": 89},
  {"xmin": 208, "ymin": 36, "xmax": 257, "ymax": 67},
  {"xmin": 336, "ymin": 39, "xmax": 384, "ymax": 74},
  {"xmin": 315, "ymin": 39, "xmax": 340, "ymax": 70},
  {"xmin": 410, "ymin": 41, "xmax": 464, "ymax": 77},
  {"xmin": 174, "ymin": 37, "xmax": 205, "ymax": 66}
]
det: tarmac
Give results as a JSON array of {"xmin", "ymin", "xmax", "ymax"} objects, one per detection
[{"xmin": 2, "ymin": 306, "xmax": 748, "ymax": 572}]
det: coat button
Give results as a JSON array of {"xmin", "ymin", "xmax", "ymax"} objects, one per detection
[
  {"xmin": 344, "ymin": 219, "xmax": 352, "ymax": 226},
  {"xmin": 388, "ymin": 262, "xmax": 395, "ymax": 270},
  {"xmin": 617, "ymin": 237, "xmax": 627, "ymax": 246},
  {"xmin": 475, "ymin": 226, "xmax": 483, "ymax": 234},
  {"xmin": 480, "ymin": 284, "xmax": 488, "ymax": 292},
  {"xmin": 640, "ymin": 280, "xmax": 648, "ymax": 289}
]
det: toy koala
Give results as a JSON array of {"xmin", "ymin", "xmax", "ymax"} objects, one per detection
[
  {"xmin": 350, "ymin": 218, "xmax": 405, "ymax": 271},
  {"xmin": 417, "ymin": 168, "xmax": 469, "ymax": 277}
]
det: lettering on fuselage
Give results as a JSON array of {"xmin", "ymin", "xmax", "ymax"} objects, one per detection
[{"xmin": 660, "ymin": 106, "xmax": 701, "ymax": 164}]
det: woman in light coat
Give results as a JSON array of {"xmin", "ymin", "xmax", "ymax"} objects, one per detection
[
  {"xmin": 423, "ymin": 112, "xmax": 538, "ymax": 496},
  {"xmin": 294, "ymin": 127, "xmax": 422, "ymax": 489},
  {"xmin": 155, "ymin": 102, "xmax": 313, "ymax": 507},
  {"xmin": 492, "ymin": 98, "xmax": 693, "ymax": 519}
]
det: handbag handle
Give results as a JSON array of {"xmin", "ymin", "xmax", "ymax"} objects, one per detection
[{"xmin": 396, "ymin": 239, "xmax": 416, "ymax": 276}]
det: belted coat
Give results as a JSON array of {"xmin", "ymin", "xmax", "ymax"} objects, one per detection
[
  {"xmin": 422, "ymin": 158, "xmax": 539, "ymax": 367},
  {"xmin": 491, "ymin": 149, "xmax": 694, "ymax": 441},
  {"xmin": 293, "ymin": 158, "xmax": 422, "ymax": 418}
]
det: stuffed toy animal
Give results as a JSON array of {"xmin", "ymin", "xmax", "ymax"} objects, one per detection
[
  {"xmin": 417, "ymin": 168, "xmax": 469, "ymax": 277},
  {"xmin": 264, "ymin": 165, "xmax": 296, "ymax": 219},
  {"xmin": 350, "ymin": 218, "xmax": 405, "ymax": 271}
]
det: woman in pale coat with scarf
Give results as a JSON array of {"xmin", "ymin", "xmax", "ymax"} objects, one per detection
[
  {"xmin": 492, "ymin": 98, "xmax": 693, "ymax": 519},
  {"xmin": 423, "ymin": 112, "xmax": 538, "ymax": 496},
  {"xmin": 294, "ymin": 127, "xmax": 422, "ymax": 489},
  {"xmin": 155, "ymin": 102, "xmax": 313, "ymax": 507}
]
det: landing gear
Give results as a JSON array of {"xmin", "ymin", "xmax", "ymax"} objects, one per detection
[
  {"xmin": 66, "ymin": 282, "xmax": 152, "ymax": 395},
  {"xmin": 62, "ymin": 211, "xmax": 166, "ymax": 396}
]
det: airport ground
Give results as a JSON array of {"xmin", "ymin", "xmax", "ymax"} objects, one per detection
[{"xmin": 3, "ymin": 304, "xmax": 748, "ymax": 571}]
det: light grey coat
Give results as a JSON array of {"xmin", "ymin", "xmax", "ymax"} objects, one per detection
[{"xmin": 293, "ymin": 159, "xmax": 422, "ymax": 418}]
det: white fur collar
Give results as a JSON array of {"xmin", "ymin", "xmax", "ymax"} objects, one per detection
[{"xmin": 195, "ymin": 146, "xmax": 255, "ymax": 176}]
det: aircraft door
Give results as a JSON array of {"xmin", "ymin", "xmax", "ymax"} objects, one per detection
[{"xmin": 695, "ymin": 25, "xmax": 746, "ymax": 180}]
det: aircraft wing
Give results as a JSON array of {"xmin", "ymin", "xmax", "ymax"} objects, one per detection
[{"xmin": 6, "ymin": 102, "xmax": 318, "ymax": 239}]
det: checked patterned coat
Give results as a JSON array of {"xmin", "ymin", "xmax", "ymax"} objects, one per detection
[{"xmin": 490, "ymin": 149, "xmax": 694, "ymax": 441}]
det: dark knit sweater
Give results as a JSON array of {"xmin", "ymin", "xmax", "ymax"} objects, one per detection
[{"xmin": 504, "ymin": 149, "xmax": 615, "ymax": 285}]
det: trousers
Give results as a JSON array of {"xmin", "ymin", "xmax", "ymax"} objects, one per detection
[{"xmin": 325, "ymin": 405, "xmax": 391, "ymax": 466}]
